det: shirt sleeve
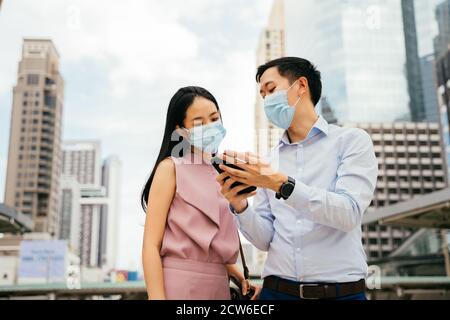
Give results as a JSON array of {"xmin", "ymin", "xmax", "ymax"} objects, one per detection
[
  {"xmin": 232, "ymin": 187, "xmax": 275, "ymax": 252},
  {"xmin": 284, "ymin": 128, "xmax": 378, "ymax": 232}
]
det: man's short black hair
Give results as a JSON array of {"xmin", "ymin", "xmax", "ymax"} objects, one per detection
[{"xmin": 256, "ymin": 57, "xmax": 322, "ymax": 106}]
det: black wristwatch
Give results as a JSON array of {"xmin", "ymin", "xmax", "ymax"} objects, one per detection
[{"xmin": 276, "ymin": 176, "xmax": 296, "ymax": 200}]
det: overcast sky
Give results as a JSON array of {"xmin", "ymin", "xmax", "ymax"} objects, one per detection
[{"xmin": 0, "ymin": 0, "xmax": 272, "ymax": 271}]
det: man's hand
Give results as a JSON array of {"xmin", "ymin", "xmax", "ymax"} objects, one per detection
[
  {"xmin": 216, "ymin": 173, "xmax": 256, "ymax": 213},
  {"xmin": 219, "ymin": 150, "xmax": 288, "ymax": 194}
]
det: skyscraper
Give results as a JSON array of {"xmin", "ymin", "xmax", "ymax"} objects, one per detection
[
  {"xmin": 434, "ymin": 0, "xmax": 450, "ymax": 59},
  {"xmin": 414, "ymin": 0, "xmax": 441, "ymax": 57},
  {"xmin": 401, "ymin": 0, "xmax": 426, "ymax": 122},
  {"xmin": 435, "ymin": 0, "xmax": 450, "ymax": 182},
  {"xmin": 414, "ymin": 0, "xmax": 442, "ymax": 123},
  {"xmin": 421, "ymin": 54, "xmax": 440, "ymax": 122},
  {"xmin": 285, "ymin": 0, "xmax": 410, "ymax": 123},
  {"xmin": 100, "ymin": 156, "xmax": 121, "ymax": 271},
  {"xmin": 436, "ymin": 49, "xmax": 450, "ymax": 182},
  {"xmin": 254, "ymin": 0, "xmax": 286, "ymax": 156},
  {"xmin": 4, "ymin": 39, "xmax": 64, "ymax": 236}
]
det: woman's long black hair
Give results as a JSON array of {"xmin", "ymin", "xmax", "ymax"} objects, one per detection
[{"xmin": 140, "ymin": 86, "xmax": 221, "ymax": 212}]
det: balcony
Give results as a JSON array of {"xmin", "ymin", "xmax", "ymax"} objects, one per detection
[
  {"xmin": 387, "ymin": 182, "xmax": 398, "ymax": 188},
  {"xmin": 411, "ymin": 181, "xmax": 422, "ymax": 188},
  {"xmin": 436, "ymin": 182, "xmax": 447, "ymax": 188}
]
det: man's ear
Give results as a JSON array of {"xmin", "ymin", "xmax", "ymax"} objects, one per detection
[{"xmin": 298, "ymin": 77, "xmax": 309, "ymax": 96}]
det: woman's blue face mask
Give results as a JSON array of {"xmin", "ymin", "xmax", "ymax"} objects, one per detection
[
  {"xmin": 183, "ymin": 121, "xmax": 226, "ymax": 154},
  {"xmin": 263, "ymin": 80, "xmax": 301, "ymax": 130}
]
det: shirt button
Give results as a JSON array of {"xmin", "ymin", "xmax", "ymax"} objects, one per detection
[
  {"xmin": 296, "ymin": 248, "xmax": 300, "ymax": 252},
  {"xmin": 297, "ymin": 220, "xmax": 302, "ymax": 224}
]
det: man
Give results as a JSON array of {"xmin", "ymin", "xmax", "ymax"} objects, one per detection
[{"xmin": 217, "ymin": 57, "xmax": 378, "ymax": 300}]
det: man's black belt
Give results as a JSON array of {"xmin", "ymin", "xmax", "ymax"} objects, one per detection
[{"xmin": 263, "ymin": 276, "xmax": 366, "ymax": 299}]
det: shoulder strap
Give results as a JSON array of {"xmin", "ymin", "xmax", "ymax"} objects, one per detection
[{"xmin": 238, "ymin": 234, "xmax": 250, "ymax": 280}]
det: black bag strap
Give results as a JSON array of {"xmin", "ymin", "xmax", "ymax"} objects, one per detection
[{"xmin": 238, "ymin": 233, "xmax": 250, "ymax": 280}]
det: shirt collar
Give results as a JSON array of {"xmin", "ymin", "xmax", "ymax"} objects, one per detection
[{"xmin": 279, "ymin": 115, "xmax": 329, "ymax": 146}]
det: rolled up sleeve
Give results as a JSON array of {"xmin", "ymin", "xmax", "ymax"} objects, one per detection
[{"xmin": 285, "ymin": 129, "xmax": 378, "ymax": 232}]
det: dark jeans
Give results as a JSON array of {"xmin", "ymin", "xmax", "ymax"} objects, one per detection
[{"xmin": 259, "ymin": 277, "xmax": 367, "ymax": 301}]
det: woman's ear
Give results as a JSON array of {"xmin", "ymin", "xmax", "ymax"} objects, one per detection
[{"xmin": 175, "ymin": 125, "xmax": 188, "ymax": 139}]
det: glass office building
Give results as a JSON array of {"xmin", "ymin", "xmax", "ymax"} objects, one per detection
[{"xmin": 285, "ymin": 0, "xmax": 410, "ymax": 123}]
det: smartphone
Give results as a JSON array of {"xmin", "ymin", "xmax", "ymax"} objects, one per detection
[{"xmin": 211, "ymin": 157, "xmax": 257, "ymax": 195}]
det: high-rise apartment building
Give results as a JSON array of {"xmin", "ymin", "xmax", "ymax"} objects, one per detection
[
  {"xmin": 348, "ymin": 122, "xmax": 447, "ymax": 260},
  {"xmin": 62, "ymin": 141, "xmax": 101, "ymax": 186},
  {"xmin": 59, "ymin": 141, "xmax": 120, "ymax": 270},
  {"xmin": 4, "ymin": 39, "xmax": 64, "ymax": 236}
]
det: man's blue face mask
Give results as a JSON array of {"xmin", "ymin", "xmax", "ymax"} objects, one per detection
[{"xmin": 263, "ymin": 80, "xmax": 301, "ymax": 130}]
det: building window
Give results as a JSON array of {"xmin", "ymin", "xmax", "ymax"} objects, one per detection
[
  {"xmin": 23, "ymin": 92, "xmax": 28, "ymax": 97},
  {"xmin": 44, "ymin": 93, "xmax": 56, "ymax": 108},
  {"xmin": 35, "ymin": 101, "xmax": 39, "ymax": 106},
  {"xmin": 27, "ymin": 74, "xmax": 39, "ymax": 85},
  {"xmin": 370, "ymin": 252, "xmax": 379, "ymax": 259},
  {"xmin": 23, "ymin": 101, "xmax": 28, "ymax": 106}
]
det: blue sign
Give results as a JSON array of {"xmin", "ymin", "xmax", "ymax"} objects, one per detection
[{"xmin": 18, "ymin": 240, "xmax": 68, "ymax": 281}]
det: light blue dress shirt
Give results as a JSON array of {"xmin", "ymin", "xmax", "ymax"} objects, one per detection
[{"xmin": 234, "ymin": 116, "xmax": 378, "ymax": 283}]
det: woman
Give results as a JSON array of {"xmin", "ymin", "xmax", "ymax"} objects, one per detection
[{"xmin": 141, "ymin": 86, "xmax": 259, "ymax": 300}]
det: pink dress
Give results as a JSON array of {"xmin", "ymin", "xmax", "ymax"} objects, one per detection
[{"xmin": 160, "ymin": 152, "xmax": 240, "ymax": 300}]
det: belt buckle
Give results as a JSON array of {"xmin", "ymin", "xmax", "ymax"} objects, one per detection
[{"xmin": 299, "ymin": 284, "xmax": 320, "ymax": 300}]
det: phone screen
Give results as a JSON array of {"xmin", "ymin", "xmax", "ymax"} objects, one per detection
[{"xmin": 211, "ymin": 157, "xmax": 257, "ymax": 195}]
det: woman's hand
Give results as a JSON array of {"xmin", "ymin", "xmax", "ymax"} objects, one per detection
[
  {"xmin": 241, "ymin": 279, "xmax": 262, "ymax": 300},
  {"xmin": 216, "ymin": 173, "xmax": 255, "ymax": 213}
]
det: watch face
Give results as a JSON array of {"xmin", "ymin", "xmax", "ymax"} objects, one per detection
[{"xmin": 281, "ymin": 183, "xmax": 295, "ymax": 197}]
